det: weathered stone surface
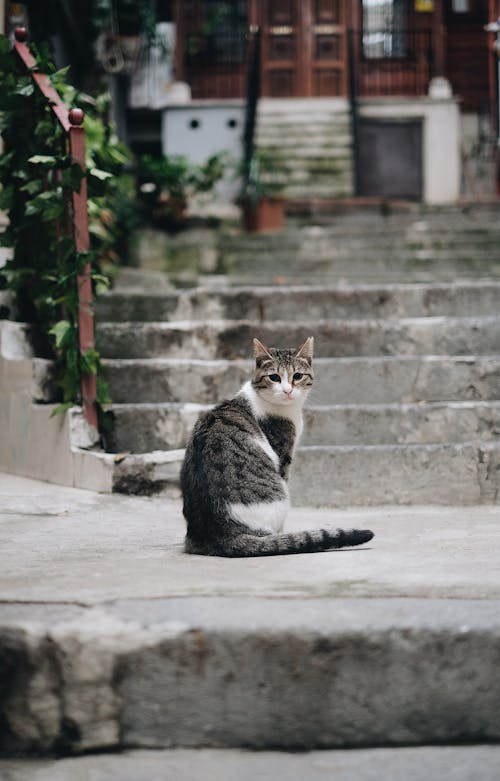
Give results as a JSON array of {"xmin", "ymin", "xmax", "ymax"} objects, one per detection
[
  {"xmin": 2, "ymin": 598, "xmax": 500, "ymax": 753},
  {"xmin": 1, "ymin": 473, "xmax": 500, "ymax": 755},
  {"xmin": 106, "ymin": 400, "xmax": 500, "ymax": 453},
  {"xmin": 102, "ymin": 358, "xmax": 249, "ymax": 404},
  {"xmin": 291, "ymin": 443, "xmax": 484, "ymax": 506},
  {"xmin": 255, "ymin": 99, "xmax": 353, "ymax": 200},
  {"xmin": 3, "ymin": 745, "xmax": 500, "ymax": 781},
  {"xmin": 112, "ymin": 449, "xmax": 183, "ymax": 497},
  {"xmin": 102, "ymin": 356, "xmax": 500, "ymax": 405},
  {"xmin": 96, "ymin": 281, "xmax": 500, "ymax": 323},
  {"xmin": 109, "ymin": 440, "xmax": 500, "ymax": 505},
  {"xmin": 97, "ymin": 315, "xmax": 500, "ymax": 360}
]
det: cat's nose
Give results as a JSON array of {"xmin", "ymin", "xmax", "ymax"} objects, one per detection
[{"xmin": 282, "ymin": 382, "xmax": 293, "ymax": 396}]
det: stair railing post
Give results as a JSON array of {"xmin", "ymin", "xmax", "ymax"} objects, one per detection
[
  {"xmin": 13, "ymin": 27, "xmax": 98, "ymax": 431},
  {"xmin": 242, "ymin": 24, "xmax": 261, "ymax": 188},
  {"xmin": 68, "ymin": 108, "xmax": 98, "ymax": 431}
]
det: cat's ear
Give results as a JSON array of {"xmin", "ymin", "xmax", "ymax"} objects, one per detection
[
  {"xmin": 296, "ymin": 336, "xmax": 314, "ymax": 364},
  {"xmin": 253, "ymin": 338, "xmax": 273, "ymax": 364}
]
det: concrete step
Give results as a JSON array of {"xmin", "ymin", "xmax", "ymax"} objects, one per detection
[
  {"xmin": 4, "ymin": 594, "xmax": 500, "ymax": 753},
  {"xmin": 3, "ymin": 745, "xmax": 500, "ymax": 780},
  {"xmin": 106, "ymin": 401, "xmax": 500, "ymax": 453},
  {"xmin": 220, "ymin": 238, "xmax": 500, "ymax": 261},
  {"xmin": 218, "ymin": 231, "xmax": 500, "ymax": 282},
  {"xmin": 230, "ymin": 212, "xmax": 500, "ymax": 234},
  {"xmin": 102, "ymin": 355, "xmax": 500, "ymax": 405},
  {"xmin": 282, "ymin": 183, "xmax": 352, "ymax": 199},
  {"xmin": 291, "ymin": 440, "xmax": 500, "ymax": 506},
  {"xmin": 109, "ymin": 439, "xmax": 500, "ymax": 504},
  {"xmin": 97, "ymin": 316, "xmax": 500, "ymax": 360},
  {"xmin": 255, "ymin": 140, "xmax": 352, "ymax": 155},
  {"xmin": 96, "ymin": 281, "xmax": 500, "ymax": 323},
  {"xmin": 2, "ymin": 475, "xmax": 500, "ymax": 756},
  {"xmin": 0, "ymin": 476, "xmax": 500, "ymax": 756},
  {"xmin": 221, "ymin": 238, "xmax": 500, "ymax": 257}
]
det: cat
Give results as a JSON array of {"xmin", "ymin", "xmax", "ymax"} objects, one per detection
[{"xmin": 180, "ymin": 336, "xmax": 374, "ymax": 557}]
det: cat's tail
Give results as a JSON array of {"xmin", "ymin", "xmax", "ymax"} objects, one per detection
[{"xmin": 186, "ymin": 527, "xmax": 374, "ymax": 558}]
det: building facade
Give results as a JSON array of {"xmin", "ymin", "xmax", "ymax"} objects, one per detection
[{"xmin": 164, "ymin": 0, "xmax": 500, "ymax": 203}]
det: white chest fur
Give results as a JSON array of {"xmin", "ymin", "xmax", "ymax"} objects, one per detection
[
  {"xmin": 228, "ymin": 496, "xmax": 289, "ymax": 534},
  {"xmin": 239, "ymin": 381, "xmax": 304, "ymax": 443}
]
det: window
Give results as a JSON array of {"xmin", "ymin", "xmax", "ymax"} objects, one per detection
[
  {"xmin": 451, "ymin": 0, "xmax": 470, "ymax": 11},
  {"xmin": 362, "ymin": 0, "xmax": 407, "ymax": 58},
  {"xmin": 203, "ymin": 0, "xmax": 247, "ymax": 63}
]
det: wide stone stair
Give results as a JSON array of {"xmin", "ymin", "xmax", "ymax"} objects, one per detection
[
  {"xmin": 96, "ymin": 205, "xmax": 500, "ymax": 504},
  {"xmin": 2, "ymin": 206, "xmax": 500, "ymax": 764},
  {"xmin": 255, "ymin": 98, "xmax": 353, "ymax": 201}
]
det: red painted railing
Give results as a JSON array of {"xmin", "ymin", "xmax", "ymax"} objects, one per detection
[{"xmin": 13, "ymin": 27, "xmax": 98, "ymax": 430}]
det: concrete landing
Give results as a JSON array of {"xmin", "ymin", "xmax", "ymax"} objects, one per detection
[
  {"xmin": 3, "ymin": 746, "xmax": 500, "ymax": 781},
  {"xmin": 1, "ymin": 473, "xmax": 500, "ymax": 755},
  {"xmin": 1, "ymin": 473, "xmax": 499, "ymax": 602}
]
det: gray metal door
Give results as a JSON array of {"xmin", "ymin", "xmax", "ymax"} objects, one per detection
[{"xmin": 357, "ymin": 117, "xmax": 423, "ymax": 199}]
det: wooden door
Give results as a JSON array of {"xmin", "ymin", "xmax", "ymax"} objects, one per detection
[{"xmin": 260, "ymin": 0, "xmax": 346, "ymax": 97}]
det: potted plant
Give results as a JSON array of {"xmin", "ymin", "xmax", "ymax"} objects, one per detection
[
  {"xmin": 137, "ymin": 152, "xmax": 227, "ymax": 228},
  {"xmin": 92, "ymin": 0, "xmax": 169, "ymax": 74},
  {"xmin": 239, "ymin": 151, "xmax": 285, "ymax": 233}
]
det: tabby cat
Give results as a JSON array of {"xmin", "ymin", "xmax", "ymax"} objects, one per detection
[{"xmin": 181, "ymin": 337, "xmax": 374, "ymax": 557}]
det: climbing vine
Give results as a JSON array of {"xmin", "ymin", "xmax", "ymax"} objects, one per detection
[{"xmin": 0, "ymin": 35, "xmax": 133, "ymax": 423}]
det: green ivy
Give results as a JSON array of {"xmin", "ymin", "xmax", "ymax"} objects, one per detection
[{"xmin": 0, "ymin": 35, "xmax": 132, "ymax": 427}]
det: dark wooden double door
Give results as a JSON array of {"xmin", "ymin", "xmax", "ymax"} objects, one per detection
[{"xmin": 259, "ymin": 0, "xmax": 347, "ymax": 97}]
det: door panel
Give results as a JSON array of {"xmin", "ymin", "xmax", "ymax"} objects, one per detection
[
  {"xmin": 260, "ymin": 0, "xmax": 346, "ymax": 97},
  {"xmin": 357, "ymin": 118, "xmax": 423, "ymax": 199}
]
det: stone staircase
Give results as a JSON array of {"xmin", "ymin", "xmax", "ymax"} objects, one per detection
[
  {"xmin": 255, "ymin": 98, "xmax": 353, "ymax": 201},
  {"xmin": 96, "ymin": 205, "xmax": 500, "ymax": 504},
  {"xmin": 2, "ymin": 205, "xmax": 500, "ymax": 764}
]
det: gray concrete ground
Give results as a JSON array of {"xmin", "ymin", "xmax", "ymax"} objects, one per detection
[
  {"xmin": 2, "ymin": 745, "xmax": 500, "ymax": 781},
  {"xmin": 1, "ymin": 472, "xmax": 499, "ymax": 602},
  {"xmin": 1, "ymin": 472, "xmax": 500, "ymax": 769}
]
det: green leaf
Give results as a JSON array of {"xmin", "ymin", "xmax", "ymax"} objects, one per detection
[
  {"xmin": 89, "ymin": 168, "xmax": 113, "ymax": 181},
  {"xmin": 25, "ymin": 190, "xmax": 64, "ymax": 221},
  {"xmin": 28, "ymin": 155, "xmax": 58, "ymax": 165},
  {"xmin": 96, "ymin": 375, "xmax": 112, "ymax": 405},
  {"xmin": 61, "ymin": 163, "xmax": 84, "ymax": 190},
  {"xmin": 14, "ymin": 81, "xmax": 35, "ymax": 97},
  {"xmin": 20, "ymin": 180, "xmax": 44, "ymax": 195},
  {"xmin": 49, "ymin": 320, "xmax": 73, "ymax": 349},
  {"xmin": 50, "ymin": 401, "xmax": 74, "ymax": 417},
  {"xmin": 80, "ymin": 347, "xmax": 100, "ymax": 376},
  {"xmin": 0, "ymin": 185, "xmax": 14, "ymax": 210},
  {"xmin": 49, "ymin": 65, "xmax": 71, "ymax": 84}
]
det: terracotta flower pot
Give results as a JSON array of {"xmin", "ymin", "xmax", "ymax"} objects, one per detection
[{"xmin": 242, "ymin": 197, "xmax": 285, "ymax": 233}]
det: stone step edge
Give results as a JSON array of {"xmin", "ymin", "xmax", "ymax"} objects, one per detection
[
  {"xmin": 106, "ymin": 400, "xmax": 500, "ymax": 413},
  {"xmin": 97, "ymin": 314, "xmax": 500, "ymax": 329},
  {"xmin": 2, "ymin": 597, "xmax": 500, "ymax": 754},
  {"xmin": 110, "ymin": 440, "xmax": 500, "ymax": 500},
  {"xmin": 101, "ymin": 280, "xmax": 500, "ymax": 296}
]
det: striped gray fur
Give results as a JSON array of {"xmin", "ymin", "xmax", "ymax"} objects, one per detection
[{"xmin": 181, "ymin": 338, "xmax": 374, "ymax": 557}]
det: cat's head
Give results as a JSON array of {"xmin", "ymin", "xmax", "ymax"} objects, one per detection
[{"xmin": 251, "ymin": 337, "xmax": 314, "ymax": 407}]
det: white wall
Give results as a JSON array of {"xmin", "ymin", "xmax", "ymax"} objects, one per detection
[
  {"xmin": 162, "ymin": 102, "xmax": 245, "ymax": 202},
  {"xmin": 359, "ymin": 93, "xmax": 461, "ymax": 203}
]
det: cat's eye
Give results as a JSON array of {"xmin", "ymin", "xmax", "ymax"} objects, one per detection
[
  {"xmin": 293, "ymin": 373, "xmax": 303, "ymax": 381},
  {"xmin": 269, "ymin": 373, "xmax": 281, "ymax": 383}
]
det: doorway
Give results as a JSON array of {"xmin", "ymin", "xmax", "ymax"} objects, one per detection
[
  {"xmin": 260, "ymin": 0, "xmax": 347, "ymax": 97},
  {"xmin": 357, "ymin": 117, "xmax": 423, "ymax": 199}
]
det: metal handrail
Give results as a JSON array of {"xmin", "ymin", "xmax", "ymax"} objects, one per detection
[{"xmin": 12, "ymin": 27, "xmax": 98, "ymax": 431}]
